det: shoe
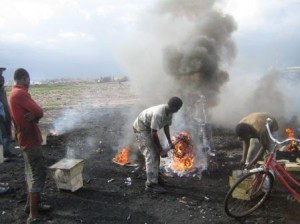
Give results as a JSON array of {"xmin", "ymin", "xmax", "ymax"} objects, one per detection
[
  {"xmin": 145, "ymin": 184, "xmax": 167, "ymax": 194},
  {"xmin": 3, "ymin": 157, "xmax": 11, "ymax": 162},
  {"xmin": 26, "ymin": 217, "xmax": 43, "ymax": 224},
  {"xmin": 24, "ymin": 203, "xmax": 53, "ymax": 213},
  {"xmin": 0, "ymin": 186, "xmax": 10, "ymax": 195}
]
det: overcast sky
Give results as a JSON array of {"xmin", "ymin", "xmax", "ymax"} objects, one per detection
[{"xmin": 1, "ymin": 0, "xmax": 300, "ymax": 81}]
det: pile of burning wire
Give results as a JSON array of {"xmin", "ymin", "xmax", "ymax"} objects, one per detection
[
  {"xmin": 170, "ymin": 131, "xmax": 195, "ymax": 173},
  {"xmin": 285, "ymin": 128, "xmax": 298, "ymax": 153},
  {"xmin": 112, "ymin": 131, "xmax": 197, "ymax": 175},
  {"xmin": 112, "ymin": 146, "xmax": 131, "ymax": 166}
]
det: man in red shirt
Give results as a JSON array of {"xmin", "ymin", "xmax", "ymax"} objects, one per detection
[{"xmin": 9, "ymin": 68, "xmax": 51, "ymax": 224}]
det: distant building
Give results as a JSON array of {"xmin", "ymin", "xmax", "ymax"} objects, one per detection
[{"xmin": 286, "ymin": 67, "xmax": 300, "ymax": 74}]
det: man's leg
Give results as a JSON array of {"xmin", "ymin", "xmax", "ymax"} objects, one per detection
[
  {"xmin": 23, "ymin": 146, "xmax": 48, "ymax": 221},
  {"xmin": 143, "ymin": 142, "xmax": 160, "ymax": 186},
  {"xmin": 28, "ymin": 192, "xmax": 40, "ymax": 219},
  {"xmin": 136, "ymin": 133, "xmax": 166, "ymax": 193},
  {"xmin": 3, "ymin": 136, "xmax": 14, "ymax": 157}
]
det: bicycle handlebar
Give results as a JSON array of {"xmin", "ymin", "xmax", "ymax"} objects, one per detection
[{"xmin": 266, "ymin": 117, "xmax": 300, "ymax": 145}]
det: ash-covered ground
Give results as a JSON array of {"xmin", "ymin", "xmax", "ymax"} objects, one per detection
[{"xmin": 0, "ymin": 81, "xmax": 300, "ymax": 224}]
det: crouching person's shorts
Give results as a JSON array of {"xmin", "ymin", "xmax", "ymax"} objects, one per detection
[{"xmin": 22, "ymin": 146, "xmax": 47, "ymax": 193}]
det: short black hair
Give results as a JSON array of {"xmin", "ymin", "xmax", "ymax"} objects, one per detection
[
  {"xmin": 0, "ymin": 67, "xmax": 5, "ymax": 76},
  {"xmin": 235, "ymin": 123, "xmax": 252, "ymax": 139},
  {"xmin": 168, "ymin": 96, "xmax": 183, "ymax": 110},
  {"xmin": 14, "ymin": 68, "xmax": 29, "ymax": 81}
]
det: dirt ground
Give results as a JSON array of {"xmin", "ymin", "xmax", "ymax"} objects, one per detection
[{"xmin": 1, "ymin": 81, "xmax": 300, "ymax": 224}]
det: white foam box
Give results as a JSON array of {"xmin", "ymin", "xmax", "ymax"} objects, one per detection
[
  {"xmin": 229, "ymin": 170, "xmax": 254, "ymax": 201},
  {"xmin": 284, "ymin": 162, "xmax": 300, "ymax": 172},
  {"xmin": 49, "ymin": 158, "xmax": 84, "ymax": 192},
  {"xmin": 229, "ymin": 176, "xmax": 254, "ymax": 200}
]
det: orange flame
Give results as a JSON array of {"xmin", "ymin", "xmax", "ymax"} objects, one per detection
[
  {"xmin": 171, "ymin": 131, "xmax": 195, "ymax": 172},
  {"xmin": 113, "ymin": 146, "xmax": 131, "ymax": 165},
  {"xmin": 285, "ymin": 128, "xmax": 298, "ymax": 153}
]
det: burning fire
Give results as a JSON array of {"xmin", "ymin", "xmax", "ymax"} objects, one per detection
[
  {"xmin": 285, "ymin": 128, "xmax": 298, "ymax": 153},
  {"xmin": 113, "ymin": 132, "xmax": 197, "ymax": 174},
  {"xmin": 171, "ymin": 132, "xmax": 195, "ymax": 172},
  {"xmin": 113, "ymin": 146, "xmax": 131, "ymax": 165}
]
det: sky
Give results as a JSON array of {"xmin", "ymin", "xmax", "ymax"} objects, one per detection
[
  {"xmin": 0, "ymin": 0, "xmax": 152, "ymax": 80},
  {"xmin": 1, "ymin": 0, "xmax": 300, "ymax": 82}
]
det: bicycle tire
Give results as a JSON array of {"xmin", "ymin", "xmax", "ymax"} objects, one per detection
[{"xmin": 224, "ymin": 170, "xmax": 274, "ymax": 218}]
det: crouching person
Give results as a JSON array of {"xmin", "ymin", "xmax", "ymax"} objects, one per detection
[{"xmin": 235, "ymin": 112, "xmax": 279, "ymax": 169}]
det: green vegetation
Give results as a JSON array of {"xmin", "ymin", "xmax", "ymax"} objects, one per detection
[
  {"xmin": 6, "ymin": 85, "xmax": 80, "ymax": 95},
  {"xmin": 43, "ymin": 101, "xmax": 62, "ymax": 107},
  {"xmin": 29, "ymin": 85, "xmax": 80, "ymax": 93}
]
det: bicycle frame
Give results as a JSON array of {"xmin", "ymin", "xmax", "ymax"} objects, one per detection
[
  {"xmin": 255, "ymin": 153, "xmax": 300, "ymax": 200},
  {"xmin": 224, "ymin": 118, "xmax": 300, "ymax": 218},
  {"xmin": 250, "ymin": 118, "xmax": 300, "ymax": 200}
]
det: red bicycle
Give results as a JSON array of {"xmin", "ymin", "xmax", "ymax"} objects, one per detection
[{"xmin": 224, "ymin": 118, "xmax": 300, "ymax": 218}]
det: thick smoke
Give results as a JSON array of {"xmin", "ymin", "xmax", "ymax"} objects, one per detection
[
  {"xmin": 118, "ymin": 0, "xmax": 237, "ymax": 122},
  {"xmin": 163, "ymin": 12, "xmax": 236, "ymax": 108},
  {"xmin": 119, "ymin": 1, "xmax": 236, "ymax": 108},
  {"xmin": 115, "ymin": 0, "xmax": 238, "ymax": 174},
  {"xmin": 116, "ymin": 0, "xmax": 300, "ymax": 162},
  {"xmin": 246, "ymin": 69, "xmax": 300, "ymax": 134},
  {"xmin": 247, "ymin": 69, "xmax": 286, "ymax": 118},
  {"xmin": 211, "ymin": 67, "xmax": 300, "ymax": 131}
]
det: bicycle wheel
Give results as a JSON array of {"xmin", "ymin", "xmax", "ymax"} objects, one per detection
[{"xmin": 224, "ymin": 170, "xmax": 274, "ymax": 218}]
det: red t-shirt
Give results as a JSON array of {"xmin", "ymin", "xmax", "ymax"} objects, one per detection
[{"xmin": 9, "ymin": 85, "xmax": 43, "ymax": 150}]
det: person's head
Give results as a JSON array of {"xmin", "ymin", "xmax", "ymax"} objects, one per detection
[
  {"xmin": 14, "ymin": 68, "xmax": 30, "ymax": 88},
  {"xmin": 0, "ymin": 68, "xmax": 6, "ymax": 88},
  {"xmin": 0, "ymin": 75, "xmax": 4, "ymax": 88},
  {"xmin": 0, "ymin": 67, "xmax": 6, "ymax": 75},
  {"xmin": 168, "ymin": 96, "xmax": 183, "ymax": 113},
  {"xmin": 235, "ymin": 123, "xmax": 252, "ymax": 140}
]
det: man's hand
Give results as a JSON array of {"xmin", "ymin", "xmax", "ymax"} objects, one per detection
[
  {"xmin": 168, "ymin": 142, "xmax": 175, "ymax": 150},
  {"xmin": 246, "ymin": 163, "xmax": 254, "ymax": 170},
  {"xmin": 159, "ymin": 146, "xmax": 168, "ymax": 158},
  {"xmin": 160, "ymin": 150, "xmax": 168, "ymax": 158},
  {"xmin": 24, "ymin": 112, "xmax": 36, "ymax": 122},
  {"xmin": 239, "ymin": 158, "xmax": 246, "ymax": 167}
]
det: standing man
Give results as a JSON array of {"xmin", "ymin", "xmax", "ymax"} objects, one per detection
[
  {"xmin": 9, "ymin": 68, "xmax": 51, "ymax": 224},
  {"xmin": 235, "ymin": 112, "xmax": 279, "ymax": 169},
  {"xmin": 0, "ymin": 67, "xmax": 14, "ymax": 159},
  {"xmin": 133, "ymin": 96, "xmax": 183, "ymax": 193}
]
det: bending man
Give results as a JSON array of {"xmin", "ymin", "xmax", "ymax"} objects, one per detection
[
  {"xmin": 133, "ymin": 97, "xmax": 183, "ymax": 193},
  {"xmin": 235, "ymin": 112, "xmax": 279, "ymax": 169}
]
